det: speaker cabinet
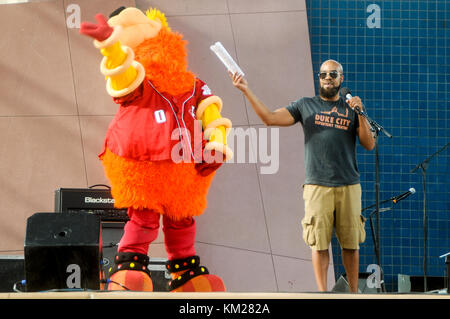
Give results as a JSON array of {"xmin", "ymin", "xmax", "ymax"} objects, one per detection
[
  {"xmin": 0, "ymin": 256, "xmax": 25, "ymax": 292},
  {"xmin": 398, "ymin": 274, "xmax": 448, "ymax": 293},
  {"xmin": 24, "ymin": 212, "xmax": 102, "ymax": 292}
]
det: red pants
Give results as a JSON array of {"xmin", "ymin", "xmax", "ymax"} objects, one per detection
[{"xmin": 118, "ymin": 207, "xmax": 196, "ymax": 260}]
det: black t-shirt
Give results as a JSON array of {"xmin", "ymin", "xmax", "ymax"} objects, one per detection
[{"xmin": 286, "ymin": 96, "xmax": 360, "ymax": 186}]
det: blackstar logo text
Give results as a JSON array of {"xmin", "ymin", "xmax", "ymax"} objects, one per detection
[{"xmin": 84, "ymin": 197, "xmax": 115, "ymax": 204}]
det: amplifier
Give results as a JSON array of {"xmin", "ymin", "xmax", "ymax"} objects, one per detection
[{"xmin": 55, "ymin": 186, "xmax": 129, "ymax": 222}]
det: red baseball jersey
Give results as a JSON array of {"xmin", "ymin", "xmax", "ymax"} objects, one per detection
[{"xmin": 100, "ymin": 78, "xmax": 214, "ymax": 162}]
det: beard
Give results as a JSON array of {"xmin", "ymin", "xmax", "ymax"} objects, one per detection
[{"xmin": 319, "ymin": 83, "xmax": 341, "ymax": 99}]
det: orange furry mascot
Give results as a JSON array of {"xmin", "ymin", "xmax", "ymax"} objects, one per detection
[{"xmin": 80, "ymin": 7, "xmax": 233, "ymax": 292}]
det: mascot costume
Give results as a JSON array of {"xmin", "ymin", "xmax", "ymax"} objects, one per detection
[{"xmin": 80, "ymin": 6, "xmax": 233, "ymax": 292}]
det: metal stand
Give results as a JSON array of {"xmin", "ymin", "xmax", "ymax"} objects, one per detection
[
  {"xmin": 356, "ymin": 107, "xmax": 392, "ymax": 293},
  {"xmin": 362, "ymin": 200, "xmax": 397, "ymax": 294},
  {"xmin": 367, "ymin": 207, "xmax": 391, "ymax": 292},
  {"xmin": 411, "ymin": 142, "xmax": 450, "ymax": 292}
]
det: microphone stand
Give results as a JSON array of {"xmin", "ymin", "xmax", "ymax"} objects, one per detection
[
  {"xmin": 356, "ymin": 107, "xmax": 392, "ymax": 293},
  {"xmin": 361, "ymin": 196, "xmax": 398, "ymax": 213},
  {"xmin": 367, "ymin": 207, "xmax": 392, "ymax": 292},
  {"xmin": 363, "ymin": 190, "xmax": 415, "ymax": 293},
  {"xmin": 410, "ymin": 142, "xmax": 450, "ymax": 292}
]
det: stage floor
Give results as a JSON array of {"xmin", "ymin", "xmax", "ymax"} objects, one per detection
[{"xmin": 0, "ymin": 291, "xmax": 449, "ymax": 299}]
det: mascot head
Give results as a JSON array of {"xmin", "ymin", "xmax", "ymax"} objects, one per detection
[{"xmin": 108, "ymin": 7, "xmax": 195, "ymax": 95}]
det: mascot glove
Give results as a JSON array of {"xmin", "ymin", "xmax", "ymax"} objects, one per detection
[
  {"xmin": 195, "ymin": 149, "xmax": 225, "ymax": 177},
  {"xmin": 80, "ymin": 13, "xmax": 114, "ymax": 41}
]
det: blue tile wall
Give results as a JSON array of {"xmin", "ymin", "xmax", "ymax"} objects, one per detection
[{"xmin": 305, "ymin": 0, "xmax": 450, "ymax": 292}]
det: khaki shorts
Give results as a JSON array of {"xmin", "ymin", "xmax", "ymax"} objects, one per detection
[{"xmin": 301, "ymin": 184, "xmax": 366, "ymax": 251}]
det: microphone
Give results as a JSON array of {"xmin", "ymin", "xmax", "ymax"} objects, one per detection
[
  {"xmin": 392, "ymin": 188, "xmax": 416, "ymax": 204},
  {"xmin": 340, "ymin": 87, "xmax": 364, "ymax": 115},
  {"xmin": 340, "ymin": 87, "xmax": 353, "ymax": 100}
]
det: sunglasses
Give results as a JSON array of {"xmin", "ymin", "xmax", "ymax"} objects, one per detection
[{"xmin": 318, "ymin": 70, "xmax": 341, "ymax": 79}]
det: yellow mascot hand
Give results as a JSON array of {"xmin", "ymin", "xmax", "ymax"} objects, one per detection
[
  {"xmin": 197, "ymin": 96, "xmax": 233, "ymax": 161},
  {"xmin": 80, "ymin": 13, "xmax": 145, "ymax": 97},
  {"xmin": 94, "ymin": 26, "xmax": 146, "ymax": 97}
]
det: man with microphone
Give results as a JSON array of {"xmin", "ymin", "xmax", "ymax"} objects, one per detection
[{"xmin": 229, "ymin": 59, "xmax": 375, "ymax": 293}]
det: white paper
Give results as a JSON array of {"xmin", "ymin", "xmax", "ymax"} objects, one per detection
[{"xmin": 210, "ymin": 41, "xmax": 245, "ymax": 77}]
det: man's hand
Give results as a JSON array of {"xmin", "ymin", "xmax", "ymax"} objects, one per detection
[
  {"xmin": 80, "ymin": 13, "xmax": 114, "ymax": 41},
  {"xmin": 346, "ymin": 96, "xmax": 364, "ymax": 113},
  {"xmin": 229, "ymin": 71, "xmax": 248, "ymax": 94},
  {"xmin": 228, "ymin": 70, "xmax": 295, "ymax": 127},
  {"xmin": 347, "ymin": 96, "xmax": 375, "ymax": 150}
]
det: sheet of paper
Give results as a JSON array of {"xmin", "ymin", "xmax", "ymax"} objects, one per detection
[{"xmin": 210, "ymin": 41, "xmax": 245, "ymax": 77}]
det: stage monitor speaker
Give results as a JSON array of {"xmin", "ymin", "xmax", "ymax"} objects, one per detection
[
  {"xmin": 24, "ymin": 212, "xmax": 102, "ymax": 292},
  {"xmin": 332, "ymin": 272, "xmax": 379, "ymax": 293},
  {"xmin": 398, "ymin": 274, "xmax": 447, "ymax": 293},
  {"xmin": 0, "ymin": 256, "xmax": 25, "ymax": 292}
]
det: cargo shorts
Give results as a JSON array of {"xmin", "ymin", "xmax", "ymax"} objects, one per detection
[{"xmin": 301, "ymin": 184, "xmax": 366, "ymax": 251}]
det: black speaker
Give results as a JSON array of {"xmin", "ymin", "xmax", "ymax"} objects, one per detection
[
  {"xmin": 0, "ymin": 256, "xmax": 25, "ymax": 292},
  {"xmin": 332, "ymin": 272, "xmax": 379, "ymax": 293},
  {"xmin": 24, "ymin": 212, "xmax": 102, "ymax": 292},
  {"xmin": 408, "ymin": 275, "xmax": 447, "ymax": 292}
]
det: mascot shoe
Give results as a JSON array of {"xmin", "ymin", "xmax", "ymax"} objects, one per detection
[
  {"xmin": 166, "ymin": 256, "xmax": 225, "ymax": 292},
  {"xmin": 107, "ymin": 252, "xmax": 153, "ymax": 291}
]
